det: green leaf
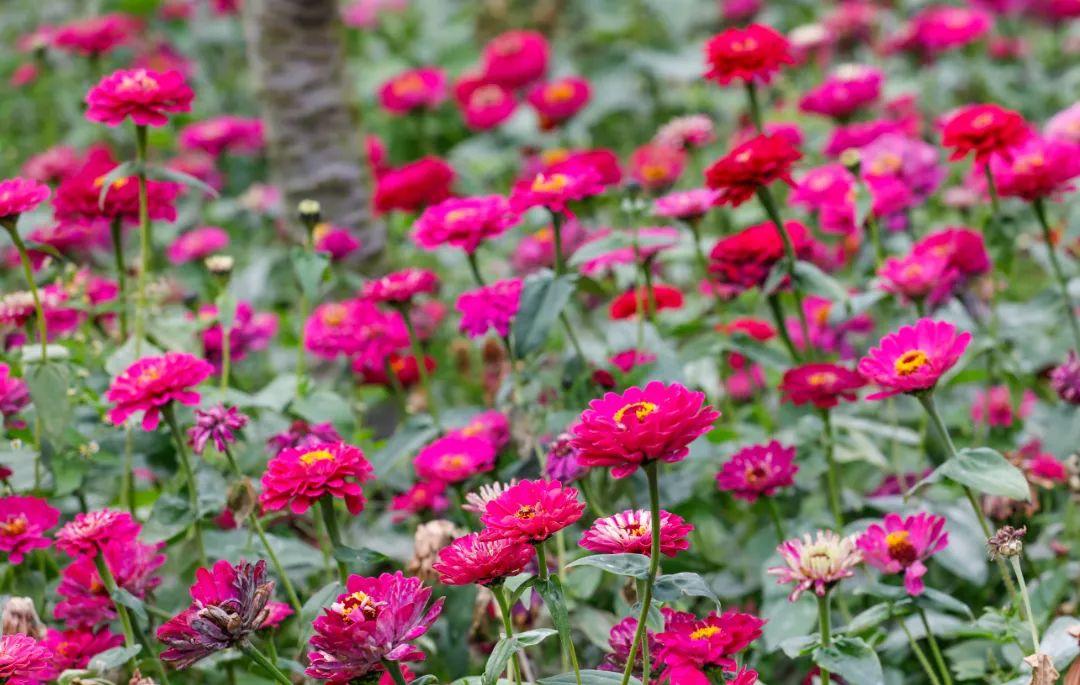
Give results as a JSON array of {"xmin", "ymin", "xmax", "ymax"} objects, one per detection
[
  {"xmin": 331, "ymin": 545, "xmax": 387, "ymax": 569},
  {"xmin": 88, "ymin": 645, "xmax": 141, "ymax": 671},
  {"xmin": 300, "ymin": 581, "xmax": 342, "ymax": 641},
  {"xmin": 813, "ymin": 636, "xmax": 884, "ymax": 685},
  {"xmin": 26, "ymin": 363, "xmax": 71, "ymax": 444},
  {"xmin": 512, "ymin": 270, "xmax": 578, "ymax": 357},
  {"xmin": 566, "ymin": 553, "xmax": 650, "ymax": 579},
  {"xmin": 780, "ymin": 634, "xmax": 819, "ymax": 658},
  {"xmin": 147, "ymin": 164, "xmax": 221, "ymax": 198},
  {"xmin": 112, "ymin": 587, "xmax": 148, "ymax": 626},
  {"xmin": 916, "ymin": 587, "xmax": 974, "ymax": 620},
  {"xmin": 534, "ymin": 578, "xmax": 576, "ymax": 670},
  {"xmin": 652, "ymin": 572, "xmax": 721, "ymax": 607},
  {"xmin": 19, "ymin": 344, "xmax": 69, "ymax": 364},
  {"xmin": 292, "ymin": 248, "xmax": 330, "ymax": 300},
  {"xmin": 96, "ymin": 161, "xmax": 137, "ymax": 211},
  {"xmin": 539, "ymin": 671, "xmax": 643, "ymax": 685},
  {"xmin": 793, "ymin": 260, "xmax": 850, "ymax": 304},
  {"xmin": 482, "ymin": 629, "xmax": 557, "ymax": 685},
  {"xmin": 843, "ymin": 603, "xmax": 895, "ymax": 634},
  {"xmin": 216, "ymin": 291, "xmax": 238, "ymax": 329},
  {"xmin": 935, "ymin": 447, "xmax": 1030, "ymax": 501}
]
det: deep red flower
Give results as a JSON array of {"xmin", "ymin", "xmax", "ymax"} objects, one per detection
[
  {"xmin": 85, "ymin": 68, "xmax": 194, "ymax": 127},
  {"xmin": 705, "ymin": 134, "xmax": 803, "ymax": 207},
  {"xmin": 373, "ymin": 157, "xmax": 455, "ymax": 214},
  {"xmin": 480, "ymin": 30, "xmax": 549, "ymax": 89},
  {"xmin": 479, "ymin": 479, "xmax": 585, "ymax": 544},
  {"xmin": 779, "ymin": 363, "xmax": 866, "ymax": 409},
  {"xmin": 718, "ymin": 317, "xmax": 777, "ymax": 341},
  {"xmin": 609, "ymin": 284, "xmax": 684, "ymax": 319},
  {"xmin": 704, "ymin": 24, "xmax": 794, "ymax": 86},
  {"xmin": 260, "ymin": 441, "xmax": 374, "ymax": 515},
  {"xmin": 708, "ymin": 220, "xmax": 812, "ymax": 291},
  {"xmin": 940, "ymin": 103, "xmax": 1029, "ymax": 164},
  {"xmin": 53, "ymin": 146, "xmax": 181, "ymax": 224},
  {"xmin": 105, "ymin": 352, "xmax": 214, "ymax": 431},
  {"xmin": 433, "ymin": 532, "xmax": 535, "ymax": 586}
]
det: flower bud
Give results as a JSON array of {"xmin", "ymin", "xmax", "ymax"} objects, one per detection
[
  {"xmin": 987, "ymin": 524, "xmax": 1026, "ymax": 559},
  {"xmin": 1, "ymin": 597, "xmax": 44, "ymax": 639},
  {"xmin": 297, "ymin": 198, "xmax": 321, "ymax": 227},
  {"xmin": 407, "ymin": 519, "xmax": 464, "ymax": 584},
  {"xmin": 204, "ymin": 254, "xmax": 234, "ymax": 276}
]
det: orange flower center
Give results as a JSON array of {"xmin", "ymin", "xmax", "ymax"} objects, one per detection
[
  {"xmin": 300, "ymin": 449, "xmax": 335, "ymax": 465},
  {"xmin": 544, "ymin": 81, "xmax": 576, "ymax": 103},
  {"xmin": 445, "ymin": 208, "xmax": 477, "ymax": 225},
  {"xmin": 116, "ymin": 69, "xmax": 160, "ymax": 95},
  {"xmin": 541, "ymin": 148, "xmax": 570, "ymax": 165},
  {"xmin": 622, "ymin": 522, "xmax": 648, "ymax": 537},
  {"xmin": 515, "ymin": 505, "xmax": 537, "ymax": 520},
  {"xmin": 971, "ymin": 112, "xmax": 995, "ymax": 129},
  {"xmin": 640, "ymin": 163, "xmax": 670, "ymax": 182},
  {"xmin": 341, "ymin": 590, "xmax": 380, "ymax": 622},
  {"xmin": 730, "ymin": 38, "xmax": 759, "ymax": 53},
  {"xmin": 322, "ymin": 303, "xmax": 348, "ymax": 327},
  {"xmin": 531, "ymin": 173, "xmax": 571, "ymax": 193},
  {"xmin": 691, "ymin": 625, "xmax": 721, "ymax": 640},
  {"xmin": 93, "ymin": 175, "xmax": 130, "ymax": 191},
  {"xmin": 470, "ymin": 85, "xmax": 505, "ymax": 107},
  {"xmin": 459, "ymin": 422, "xmax": 483, "ymax": 437},
  {"xmin": 391, "ymin": 73, "xmax": 426, "ymax": 97},
  {"xmin": 744, "ymin": 465, "xmax": 768, "ymax": 484},
  {"xmin": 612, "ymin": 401, "xmax": 658, "ymax": 425},
  {"xmin": 312, "ymin": 222, "xmax": 331, "ymax": 242},
  {"xmin": 885, "ymin": 530, "xmax": 918, "ymax": 565},
  {"xmin": 137, "ymin": 365, "xmax": 163, "ymax": 385},
  {"xmin": 869, "ymin": 152, "xmax": 903, "ymax": 175},
  {"xmin": 533, "ymin": 227, "xmax": 553, "ymax": 243},
  {"xmin": 894, "ymin": 350, "xmax": 929, "ymax": 376},
  {"xmin": 1015, "ymin": 153, "xmax": 1045, "ymax": 173},
  {"xmin": 0, "ymin": 515, "xmax": 28, "ymax": 536},
  {"xmin": 807, "ymin": 371, "xmax": 837, "ymax": 387},
  {"xmin": 439, "ymin": 454, "xmax": 469, "ymax": 470},
  {"xmin": 814, "ymin": 303, "xmax": 833, "ymax": 327}
]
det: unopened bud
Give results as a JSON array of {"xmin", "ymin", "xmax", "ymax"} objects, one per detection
[
  {"xmin": 407, "ymin": 519, "xmax": 463, "ymax": 583},
  {"xmin": 2, "ymin": 597, "xmax": 44, "ymax": 639},
  {"xmin": 840, "ymin": 148, "xmax": 861, "ymax": 174},
  {"xmin": 204, "ymin": 254, "xmax": 234, "ymax": 276},
  {"xmin": 297, "ymin": 199, "xmax": 321, "ymax": 227},
  {"xmin": 129, "ymin": 669, "xmax": 157, "ymax": 685}
]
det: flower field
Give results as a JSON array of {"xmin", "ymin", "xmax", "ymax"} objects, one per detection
[{"xmin": 1, "ymin": 1, "xmax": 1080, "ymax": 684}]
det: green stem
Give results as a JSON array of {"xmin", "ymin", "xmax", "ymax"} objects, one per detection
[
  {"xmin": 560, "ymin": 313, "xmax": 586, "ymax": 361},
  {"xmin": 745, "ymin": 81, "xmax": 764, "ymax": 133},
  {"xmin": 96, "ymin": 550, "xmax": 173, "ymax": 685},
  {"xmin": 108, "ymin": 217, "xmax": 129, "ymax": 338},
  {"xmin": 466, "ymin": 251, "xmax": 486, "ymax": 287},
  {"xmin": 535, "ymin": 540, "xmax": 549, "ymax": 581},
  {"xmin": 818, "ymin": 591, "xmax": 833, "ymax": 685},
  {"xmin": 686, "ymin": 218, "xmax": 711, "ymax": 282},
  {"xmin": 822, "ymin": 410, "xmax": 843, "ymax": 530},
  {"xmin": 162, "ymin": 404, "xmax": 207, "ymax": 569},
  {"xmin": 621, "ymin": 462, "xmax": 661, "ymax": 685},
  {"xmin": 900, "ymin": 616, "xmax": 942, "ymax": 685},
  {"xmin": 133, "ymin": 123, "xmax": 151, "ymax": 355},
  {"xmin": 640, "ymin": 258, "xmax": 657, "ymax": 322},
  {"xmin": 2, "ymin": 222, "xmax": 48, "ymax": 363},
  {"xmin": 220, "ymin": 324, "xmax": 232, "ymax": 393},
  {"xmin": 494, "ymin": 584, "xmax": 524, "ymax": 685},
  {"xmin": 766, "ymin": 294, "xmax": 801, "ymax": 362},
  {"xmin": 867, "ymin": 212, "xmax": 884, "ymax": 270},
  {"xmin": 240, "ymin": 641, "xmax": 292, "ymax": 685},
  {"xmin": 551, "ymin": 211, "xmax": 566, "ymax": 276},
  {"xmin": 319, "ymin": 495, "xmax": 349, "ymax": 585},
  {"xmin": 917, "ymin": 606, "xmax": 953, "ymax": 685},
  {"xmin": 400, "ymin": 305, "xmax": 440, "ymax": 428},
  {"xmin": 758, "ymin": 186, "xmax": 812, "ymax": 357},
  {"xmin": 381, "ymin": 659, "xmax": 411, "ymax": 685},
  {"xmin": 1033, "ymin": 198, "xmax": 1080, "ymax": 351},
  {"xmin": 1009, "ymin": 556, "xmax": 1041, "ymax": 652},
  {"xmin": 765, "ymin": 496, "xmax": 786, "ymax": 542},
  {"xmin": 983, "ymin": 163, "xmax": 1001, "ymax": 219}
]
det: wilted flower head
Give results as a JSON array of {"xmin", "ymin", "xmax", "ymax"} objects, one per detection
[
  {"xmin": 654, "ymin": 609, "xmax": 765, "ymax": 684},
  {"xmin": 769, "ymin": 530, "xmax": 862, "ymax": 601},
  {"xmin": 599, "ymin": 615, "xmax": 662, "ymax": 674},
  {"xmin": 85, "ymin": 68, "xmax": 194, "ymax": 127},
  {"xmin": 716, "ymin": 441, "xmax": 798, "ymax": 502},
  {"xmin": 457, "ymin": 278, "xmax": 523, "ymax": 339},
  {"xmin": 857, "ymin": 513, "xmax": 948, "ymax": 595},
  {"xmin": 0, "ymin": 497, "xmax": 60, "ymax": 565},
  {"xmin": 1, "ymin": 598, "xmax": 43, "ymax": 639},
  {"xmin": 479, "ymin": 479, "xmax": 585, "ymax": 544},
  {"xmin": 704, "ymin": 24, "xmax": 794, "ymax": 85},
  {"xmin": 157, "ymin": 560, "xmax": 275, "ymax": 669},
  {"xmin": 55, "ymin": 509, "xmax": 141, "ymax": 557},
  {"xmin": 433, "ymin": 533, "xmax": 535, "ymax": 586},
  {"xmin": 579, "ymin": 509, "xmax": 693, "ymax": 557},
  {"xmin": 105, "ymin": 352, "xmax": 214, "ymax": 430},
  {"xmin": 306, "ymin": 572, "xmax": 444, "ymax": 682},
  {"xmin": 0, "ymin": 633, "xmax": 53, "ymax": 685},
  {"xmin": 987, "ymin": 525, "xmax": 1026, "ymax": 559},
  {"xmin": 857, "ymin": 318, "xmax": 971, "ymax": 400},
  {"xmin": 188, "ymin": 404, "xmax": 248, "ymax": 455},
  {"xmin": 260, "ymin": 441, "xmax": 373, "ymax": 515},
  {"xmin": 1050, "ymin": 351, "xmax": 1080, "ymax": 404},
  {"xmin": 571, "ymin": 381, "xmax": 719, "ymax": 478}
]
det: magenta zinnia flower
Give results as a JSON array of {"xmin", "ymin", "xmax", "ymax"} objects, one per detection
[
  {"xmin": 105, "ymin": 352, "xmax": 214, "ymax": 430},
  {"xmin": 0, "ymin": 176, "xmax": 50, "ymax": 221},
  {"xmin": 157, "ymin": 560, "xmax": 276, "ymax": 668},
  {"xmin": 0, "ymin": 496, "xmax": 60, "ymax": 565},
  {"xmin": 413, "ymin": 434, "xmax": 496, "ymax": 484},
  {"xmin": 450, "ymin": 410, "xmax": 511, "ymax": 450},
  {"xmin": 571, "ymin": 381, "xmax": 719, "ymax": 479},
  {"xmin": 0, "ymin": 633, "xmax": 53, "ymax": 685},
  {"xmin": 188, "ymin": 404, "xmax": 249, "ymax": 455},
  {"xmin": 260, "ymin": 441, "xmax": 374, "ymax": 515},
  {"xmin": 304, "ymin": 299, "xmax": 408, "ymax": 360},
  {"xmin": 412, "ymin": 195, "xmax": 518, "ymax": 254},
  {"xmin": 654, "ymin": 609, "xmax": 765, "ymax": 685},
  {"xmin": 433, "ymin": 533, "xmax": 535, "ymax": 586},
  {"xmin": 456, "ymin": 278, "xmax": 523, "ymax": 339},
  {"xmin": 55, "ymin": 509, "xmax": 141, "ymax": 557},
  {"xmin": 857, "ymin": 318, "xmax": 972, "ymax": 400},
  {"xmin": 306, "ymin": 572, "xmax": 444, "ymax": 682},
  {"xmin": 579, "ymin": 509, "xmax": 693, "ymax": 557},
  {"xmin": 598, "ymin": 615, "xmax": 662, "ymax": 675},
  {"xmin": 715, "ymin": 441, "xmax": 798, "ymax": 503},
  {"xmin": 42, "ymin": 627, "xmax": 123, "ymax": 672},
  {"xmin": 479, "ymin": 479, "xmax": 585, "ymax": 544},
  {"xmin": 509, "ymin": 166, "xmax": 606, "ymax": 216},
  {"xmin": 85, "ymin": 68, "xmax": 194, "ymax": 127},
  {"xmin": 856, "ymin": 513, "xmax": 948, "ymax": 596},
  {"xmin": 55, "ymin": 537, "xmax": 165, "ymax": 628},
  {"xmin": 768, "ymin": 530, "xmax": 862, "ymax": 601},
  {"xmin": 779, "ymin": 363, "xmax": 866, "ymax": 409},
  {"xmin": 362, "ymin": 268, "xmax": 440, "ymax": 304}
]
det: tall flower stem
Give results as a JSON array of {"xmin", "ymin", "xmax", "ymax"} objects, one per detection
[
  {"xmin": 867, "ymin": 213, "xmax": 884, "ymax": 270},
  {"xmin": 765, "ymin": 497, "xmax": 786, "ymax": 542},
  {"xmin": 821, "ymin": 410, "xmax": 844, "ymax": 530},
  {"xmin": 621, "ymin": 461, "xmax": 661, "ymax": 685},
  {"xmin": 133, "ymin": 123, "xmax": 152, "ymax": 354},
  {"xmin": 494, "ymin": 584, "xmax": 524, "ymax": 685},
  {"xmin": 221, "ymin": 446, "xmax": 303, "ymax": 616},
  {"xmin": 916, "ymin": 393, "xmax": 1020, "ymax": 609},
  {"xmin": 466, "ymin": 251, "xmax": 486, "ymax": 287},
  {"xmin": 917, "ymin": 606, "xmax": 953, "ymax": 685},
  {"xmin": 318, "ymin": 495, "xmax": 349, "ymax": 585},
  {"xmin": 817, "ymin": 590, "xmax": 833, "ymax": 685},
  {"xmin": 1, "ymin": 220, "xmax": 48, "ymax": 363},
  {"xmin": 757, "ymin": 186, "xmax": 812, "ymax": 356},
  {"xmin": 240, "ymin": 641, "xmax": 293, "ymax": 685},
  {"xmin": 399, "ymin": 305, "xmax": 440, "ymax": 428},
  {"xmin": 766, "ymin": 294, "xmax": 801, "ymax": 361},
  {"xmin": 161, "ymin": 404, "xmax": 207, "ymax": 569},
  {"xmin": 109, "ymin": 217, "xmax": 128, "ymax": 338},
  {"xmin": 94, "ymin": 549, "xmax": 172, "ymax": 685},
  {"xmin": 686, "ymin": 218, "xmax": 711, "ymax": 281},
  {"xmin": 983, "ymin": 163, "xmax": 1001, "ymax": 219},
  {"xmin": 551, "ymin": 211, "xmax": 566, "ymax": 276},
  {"xmin": 382, "ymin": 659, "xmax": 411, "ymax": 685},
  {"xmin": 1009, "ymin": 556, "xmax": 1041, "ymax": 652},
  {"xmin": 1033, "ymin": 198, "xmax": 1080, "ymax": 350},
  {"xmin": 534, "ymin": 540, "xmax": 549, "ymax": 581},
  {"xmin": 745, "ymin": 81, "xmax": 764, "ymax": 133},
  {"xmin": 899, "ymin": 617, "xmax": 942, "ymax": 685}
]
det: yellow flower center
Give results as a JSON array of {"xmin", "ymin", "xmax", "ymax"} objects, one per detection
[
  {"xmin": 612, "ymin": 401, "xmax": 658, "ymax": 425},
  {"xmin": 391, "ymin": 73, "xmax": 426, "ymax": 97},
  {"xmin": 322, "ymin": 303, "xmax": 348, "ymax": 327},
  {"xmin": 894, "ymin": 350, "xmax": 929, "ymax": 376},
  {"xmin": 445, "ymin": 208, "xmax": 477, "ymax": 225},
  {"xmin": 300, "ymin": 449, "xmax": 335, "ymax": 465},
  {"xmin": 814, "ymin": 303, "xmax": 833, "ymax": 327},
  {"xmin": 691, "ymin": 625, "xmax": 722, "ymax": 640},
  {"xmin": 531, "ymin": 173, "xmax": 571, "ymax": 193},
  {"xmin": 544, "ymin": 81, "xmax": 576, "ymax": 103},
  {"xmin": 807, "ymin": 372, "xmax": 836, "ymax": 387},
  {"xmin": 439, "ymin": 454, "xmax": 469, "ymax": 470},
  {"xmin": 971, "ymin": 112, "xmax": 994, "ymax": 129},
  {"xmin": 340, "ymin": 591, "xmax": 380, "ymax": 622},
  {"xmin": 137, "ymin": 365, "xmax": 163, "ymax": 385},
  {"xmin": 312, "ymin": 222, "xmax": 331, "ymax": 242},
  {"xmin": 869, "ymin": 152, "xmax": 903, "ymax": 175},
  {"xmin": 885, "ymin": 530, "xmax": 917, "ymax": 565},
  {"xmin": 515, "ymin": 505, "xmax": 537, "ymax": 520},
  {"xmin": 541, "ymin": 148, "xmax": 570, "ymax": 165},
  {"xmin": 0, "ymin": 515, "xmax": 28, "ymax": 536},
  {"xmin": 1015, "ymin": 153, "xmax": 1045, "ymax": 173},
  {"xmin": 731, "ymin": 38, "xmax": 758, "ymax": 53},
  {"xmin": 533, "ymin": 227, "xmax": 554, "ymax": 243},
  {"xmin": 93, "ymin": 175, "xmax": 130, "ymax": 191},
  {"xmin": 117, "ymin": 69, "xmax": 159, "ymax": 95}
]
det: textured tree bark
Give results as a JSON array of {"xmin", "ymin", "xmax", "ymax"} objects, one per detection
[{"xmin": 242, "ymin": 0, "xmax": 382, "ymax": 256}]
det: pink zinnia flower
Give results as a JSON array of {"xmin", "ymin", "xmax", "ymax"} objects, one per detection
[
  {"xmin": 857, "ymin": 318, "xmax": 972, "ymax": 400},
  {"xmin": 0, "ymin": 634, "xmax": 52, "ymax": 685},
  {"xmin": 894, "ymin": 5, "xmax": 992, "ymax": 56},
  {"xmin": 1050, "ymin": 351, "xmax": 1080, "ymax": 404},
  {"xmin": 105, "ymin": 352, "xmax": 214, "ymax": 430},
  {"xmin": 769, "ymin": 530, "xmax": 862, "ymax": 601},
  {"xmin": 654, "ymin": 115, "xmax": 716, "ymax": 150},
  {"xmin": 655, "ymin": 609, "xmax": 765, "ymax": 685},
  {"xmin": 390, "ymin": 480, "xmax": 449, "ymax": 522},
  {"xmin": 479, "ymin": 479, "xmax": 585, "ymax": 544},
  {"xmin": 306, "ymin": 572, "xmax": 444, "ymax": 682},
  {"xmin": 0, "ymin": 363, "xmax": 30, "ymax": 419},
  {"xmin": 179, "ymin": 116, "xmax": 264, "ymax": 156},
  {"xmin": 434, "ymin": 533, "xmax": 535, "ymax": 586},
  {"xmin": 579, "ymin": 509, "xmax": 693, "ymax": 557},
  {"xmin": 1046, "ymin": 101, "xmax": 1080, "ymax": 144},
  {"xmin": 413, "ymin": 434, "xmax": 496, "ymax": 484},
  {"xmin": 454, "ymin": 79, "xmax": 517, "ymax": 131},
  {"xmin": 510, "ymin": 166, "xmax": 606, "ymax": 217},
  {"xmin": 609, "ymin": 349, "xmax": 657, "ymax": 373},
  {"xmin": 198, "ymin": 301, "xmax": 278, "ymax": 371},
  {"xmin": 799, "ymin": 64, "xmax": 884, "ymax": 120},
  {"xmin": 42, "ymin": 627, "xmax": 123, "ymax": 672},
  {"xmin": 0, "ymin": 496, "xmax": 60, "ymax": 565},
  {"xmin": 188, "ymin": 404, "xmax": 248, "ymax": 455},
  {"xmin": 877, "ymin": 251, "xmax": 959, "ymax": 305},
  {"xmin": 412, "ymin": 195, "xmax": 518, "ymax": 254},
  {"xmin": 861, "ymin": 133, "xmax": 945, "ymax": 203},
  {"xmin": 362, "ymin": 268, "xmax": 440, "ymax": 304},
  {"xmin": 629, "ymin": 143, "xmax": 687, "ymax": 191},
  {"xmin": 912, "ymin": 226, "xmax": 991, "ymax": 279},
  {"xmin": 1025, "ymin": 447, "xmax": 1069, "ymax": 488},
  {"xmin": 653, "ymin": 188, "xmax": 720, "ymax": 221},
  {"xmin": 260, "ymin": 441, "xmax": 373, "ymax": 515},
  {"xmin": 167, "ymin": 226, "xmax": 230, "ymax": 264},
  {"xmin": 51, "ymin": 13, "xmax": 139, "ymax": 56},
  {"xmin": 450, "ymin": 410, "xmax": 510, "ymax": 449},
  {"xmin": 716, "ymin": 441, "xmax": 798, "ymax": 503},
  {"xmin": 990, "ymin": 135, "xmax": 1080, "ymax": 200},
  {"xmin": 304, "ymin": 299, "xmax": 408, "ymax": 360},
  {"xmin": 571, "ymin": 381, "xmax": 719, "ymax": 478},
  {"xmin": 970, "ymin": 385, "xmax": 1034, "ymax": 427},
  {"xmin": 527, "ymin": 77, "xmax": 591, "ymax": 130},
  {"xmin": 53, "ymin": 146, "xmax": 180, "ymax": 224},
  {"xmin": 480, "ymin": 30, "xmax": 549, "ymax": 89},
  {"xmin": 456, "ymin": 278, "xmax": 523, "ymax": 339},
  {"xmin": 779, "ymin": 363, "xmax": 866, "ymax": 409},
  {"xmin": 85, "ymin": 68, "xmax": 194, "ymax": 127},
  {"xmin": 0, "ymin": 176, "xmax": 50, "ymax": 221},
  {"xmin": 857, "ymin": 513, "xmax": 947, "ymax": 596},
  {"xmin": 378, "ymin": 67, "xmax": 448, "ymax": 115},
  {"xmin": 55, "ymin": 509, "xmax": 141, "ymax": 557},
  {"xmin": 313, "ymin": 223, "xmax": 361, "ymax": 261},
  {"xmin": 373, "ymin": 156, "xmax": 455, "ymax": 214},
  {"xmin": 55, "ymin": 537, "xmax": 165, "ymax": 628},
  {"xmin": 158, "ymin": 560, "xmax": 276, "ymax": 668}
]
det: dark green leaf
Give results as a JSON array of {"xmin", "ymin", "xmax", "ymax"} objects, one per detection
[
  {"xmin": 935, "ymin": 447, "xmax": 1030, "ymax": 501},
  {"xmin": 566, "ymin": 553, "xmax": 650, "ymax": 579},
  {"xmin": 652, "ymin": 572, "xmax": 720, "ymax": 607},
  {"xmin": 512, "ymin": 270, "xmax": 578, "ymax": 357},
  {"xmin": 112, "ymin": 587, "xmax": 148, "ymax": 625},
  {"xmin": 300, "ymin": 581, "xmax": 342, "ymax": 641},
  {"xmin": 793, "ymin": 261, "xmax": 850, "ymax": 304},
  {"xmin": 292, "ymin": 248, "xmax": 330, "ymax": 300},
  {"xmin": 26, "ymin": 363, "xmax": 71, "ymax": 444},
  {"xmin": 813, "ymin": 636, "xmax": 884, "ymax": 685},
  {"xmin": 843, "ymin": 604, "xmax": 894, "ymax": 634},
  {"xmin": 482, "ymin": 629, "xmax": 557, "ymax": 685},
  {"xmin": 534, "ymin": 578, "xmax": 576, "ymax": 669},
  {"xmin": 88, "ymin": 645, "xmax": 141, "ymax": 671},
  {"xmin": 539, "ymin": 671, "xmax": 643, "ymax": 685},
  {"xmin": 332, "ymin": 545, "xmax": 387, "ymax": 569},
  {"xmin": 917, "ymin": 588, "xmax": 974, "ymax": 620},
  {"xmin": 147, "ymin": 164, "xmax": 221, "ymax": 198}
]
